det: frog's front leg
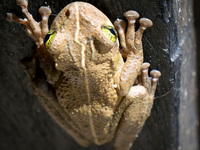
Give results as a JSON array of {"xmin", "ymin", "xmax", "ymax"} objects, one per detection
[
  {"xmin": 114, "ymin": 63, "xmax": 161, "ymax": 150},
  {"xmin": 7, "ymin": 0, "xmax": 57, "ymax": 84},
  {"xmin": 7, "ymin": 0, "xmax": 51, "ymax": 45},
  {"xmin": 114, "ymin": 11, "xmax": 153, "ymax": 96}
]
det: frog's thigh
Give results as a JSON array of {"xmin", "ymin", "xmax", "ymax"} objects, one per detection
[
  {"xmin": 114, "ymin": 86, "xmax": 152, "ymax": 150},
  {"xmin": 33, "ymin": 77, "xmax": 91, "ymax": 147}
]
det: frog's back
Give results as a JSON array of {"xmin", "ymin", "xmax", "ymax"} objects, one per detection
[{"xmin": 55, "ymin": 67, "xmax": 121, "ymax": 144}]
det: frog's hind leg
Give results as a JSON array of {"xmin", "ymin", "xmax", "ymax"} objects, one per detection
[
  {"xmin": 21, "ymin": 50, "xmax": 91, "ymax": 148},
  {"xmin": 114, "ymin": 64, "xmax": 161, "ymax": 150},
  {"xmin": 114, "ymin": 86, "xmax": 149, "ymax": 150},
  {"xmin": 32, "ymin": 78, "xmax": 92, "ymax": 148}
]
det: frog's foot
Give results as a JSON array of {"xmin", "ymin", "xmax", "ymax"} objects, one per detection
[
  {"xmin": 7, "ymin": 0, "xmax": 51, "ymax": 46},
  {"xmin": 114, "ymin": 86, "xmax": 150, "ymax": 150},
  {"xmin": 114, "ymin": 65, "xmax": 161, "ymax": 150},
  {"xmin": 114, "ymin": 11, "xmax": 152, "ymax": 56},
  {"xmin": 139, "ymin": 62, "xmax": 161, "ymax": 97}
]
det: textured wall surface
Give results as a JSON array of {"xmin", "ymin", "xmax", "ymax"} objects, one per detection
[{"xmin": 0, "ymin": 0, "xmax": 198, "ymax": 150}]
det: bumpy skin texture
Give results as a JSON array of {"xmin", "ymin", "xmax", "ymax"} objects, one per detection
[{"xmin": 7, "ymin": 1, "xmax": 161, "ymax": 150}]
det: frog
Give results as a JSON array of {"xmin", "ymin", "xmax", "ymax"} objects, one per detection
[{"xmin": 7, "ymin": 0, "xmax": 161, "ymax": 150}]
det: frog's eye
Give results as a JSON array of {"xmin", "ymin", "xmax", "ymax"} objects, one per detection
[
  {"xmin": 101, "ymin": 25, "xmax": 118, "ymax": 42},
  {"xmin": 44, "ymin": 29, "xmax": 57, "ymax": 48}
]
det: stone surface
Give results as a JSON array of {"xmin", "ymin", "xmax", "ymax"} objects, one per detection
[{"xmin": 0, "ymin": 0, "xmax": 198, "ymax": 150}]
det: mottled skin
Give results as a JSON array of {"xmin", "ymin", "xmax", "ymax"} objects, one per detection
[{"xmin": 7, "ymin": 0, "xmax": 161, "ymax": 150}]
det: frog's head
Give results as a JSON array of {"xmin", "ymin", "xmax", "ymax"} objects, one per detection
[{"xmin": 43, "ymin": 2, "xmax": 120, "ymax": 71}]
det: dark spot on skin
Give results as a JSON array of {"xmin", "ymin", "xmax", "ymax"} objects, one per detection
[{"xmin": 65, "ymin": 10, "xmax": 70, "ymax": 17}]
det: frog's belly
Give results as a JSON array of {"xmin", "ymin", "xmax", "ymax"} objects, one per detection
[{"xmin": 55, "ymin": 70, "xmax": 121, "ymax": 144}]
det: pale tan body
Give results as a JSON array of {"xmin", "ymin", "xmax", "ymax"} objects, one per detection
[{"xmin": 7, "ymin": 1, "xmax": 161, "ymax": 150}]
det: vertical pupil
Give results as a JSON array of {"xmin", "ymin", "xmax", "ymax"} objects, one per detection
[
  {"xmin": 109, "ymin": 28, "xmax": 116, "ymax": 36},
  {"xmin": 44, "ymin": 33, "xmax": 51, "ymax": 44}
]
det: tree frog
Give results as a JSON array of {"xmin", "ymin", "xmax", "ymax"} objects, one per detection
[{"xmin": 7, "ymin": 0, "xmax": 161, "ymax": 150}]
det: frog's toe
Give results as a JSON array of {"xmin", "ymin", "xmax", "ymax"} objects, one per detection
[
  {"xmin": 39, "ymin": 6, "xmax": 52, "ymax": 37},
  {"xmin": 114, "ymin": 19, "xmax": 128, "ymax": 53},
  {"xmin": 149, "ymin": 70, "xmax": 161, "ymax": 96},
  {"xmin": 139, "ymin": 62, "xmax": 151, "ymax": 88},
  {"xmin": 139, "ymin": 63, "xmax": 161, "ymax": 96},
  {"xmin": 135, "ymin": 18, "xmax": 153, "ymax": 44},
  {"xmin": 124, "ymin": 10, "xmax": 140, "ymax": 25},
  {"xmin": 124, "ymin": 11, "xmax": 140, "ymax": 51},
  {"xmin": 7, "ymin": 13, "xmax": 28, "ymax": 25},
  {"xmin": 16, "ymin": 0, "xmax": 28, "ymax": 8}
]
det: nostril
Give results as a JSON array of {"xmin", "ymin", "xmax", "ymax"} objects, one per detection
[{"xmin": 65, "ymin": 10, "xmax": 70, "ymax": 17}]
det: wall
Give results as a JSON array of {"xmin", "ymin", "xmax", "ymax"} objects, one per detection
[{"xmin": 0, "ymin": 0, "xmax": 198, "ymax": 150}]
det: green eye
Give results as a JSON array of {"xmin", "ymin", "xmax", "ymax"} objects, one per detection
[
  {"xmin": 102, "ymin": 25, "xmax": 118, "ymax": 42},
  {"xmin": 44, "ymin": 29, "xmax": 57, "ymax": 48}
]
